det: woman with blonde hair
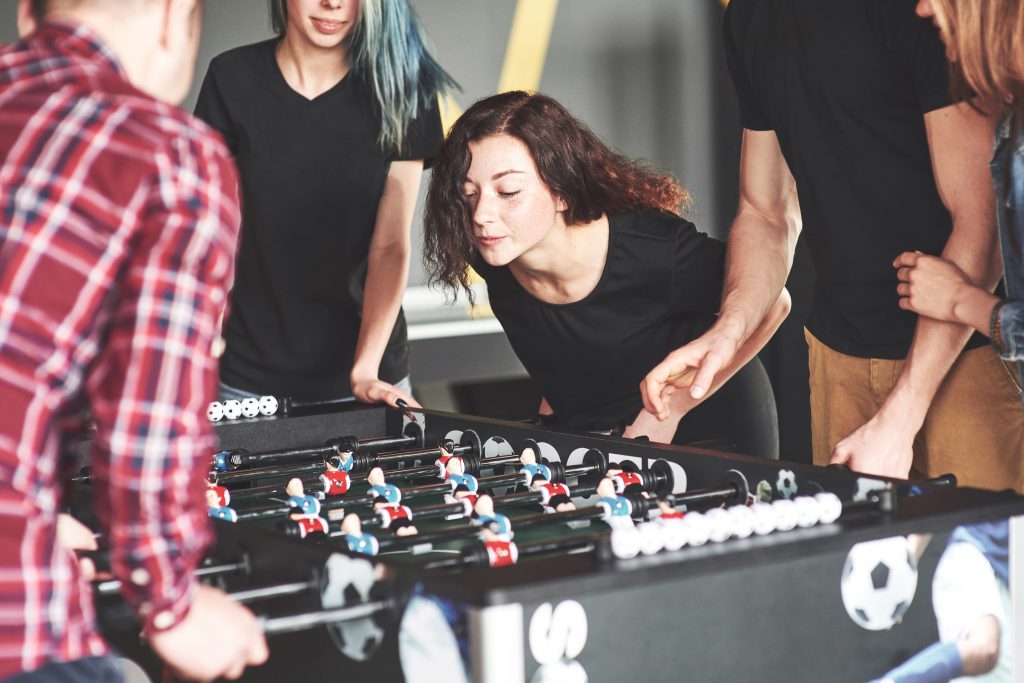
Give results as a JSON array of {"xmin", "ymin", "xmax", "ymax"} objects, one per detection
[{"xmin": 896, "ymin": 0, "xmax": 1024, "ymax": 411}]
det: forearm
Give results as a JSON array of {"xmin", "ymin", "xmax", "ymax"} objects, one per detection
[
  {"xmin": 717, "ymin": 218, "xmax": 797, "ymax": 343},
  {"xmin": 884, "ymin": 103, "xmax": 1002, "ymax": 425},
  {"xmin": 351, "ymin": 242, "xmax": 410, "ymax": 380}
]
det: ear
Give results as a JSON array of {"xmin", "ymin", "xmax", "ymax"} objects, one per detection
[
  {"xmin": 555, "ymin": 196, "xmax": 567, "ymax": 212},
  {"xmin": 17, "ymin": 0, "xmax": 37, "ymax": 39}
]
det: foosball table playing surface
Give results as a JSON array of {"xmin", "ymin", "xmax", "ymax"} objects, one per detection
[{"xmin": 87, "ymin": 402, "xmax": 1024, "ymax": 683}]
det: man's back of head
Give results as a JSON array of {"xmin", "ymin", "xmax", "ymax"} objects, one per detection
[{"xmin": 18, "ymin": 0, "xmax": 203, "ymax": 104}]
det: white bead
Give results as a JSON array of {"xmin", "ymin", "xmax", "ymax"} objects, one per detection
[
  {"xmin": 682, "ymin": 511, "xmax": 710, "ymax": 547},
  {"xmin": 222, "ymin": 399, "xmax": 242, "ymax": 420},
  {"xmin": 727, "ymin": 505, "xmax": 755, "ymax": 539},
  {"xmin": 660, "ymin": 519, "xmax": 688, "ymax": 551},
  {"xmin": 206, "ymin": 402, "xmax": 224, "ymax": 422},
  {"xmin": 704, "ymin": 508, "xmax": 732, "ymax": 543},
  {"xmin": 751, "ymin": 504, "xmax": 777, "ymax": 536},
  {"xmin": 772, "ymin": 499, "xmax": 798, "ymax": 532},
  {"xmin": 637, "ymin": 521, "xmax": 665, "ymax": 556},
  {"xmin": 815, "ymin": 492, "xmax": 843, "ymax": 524},
  {"xmin": 258, "ymin": 395, "xmax": 279, "ymax": 416},
  {"xmin": 794, "ymin": 496, "xmax": 820, "ymax": 528},
  {"xmin": 240, "ymin": 397, "xmax": 260, "ymax": 418},
  {"xmin": 610, "ymin": 526, "xmax": 641, "ymax": 559}
]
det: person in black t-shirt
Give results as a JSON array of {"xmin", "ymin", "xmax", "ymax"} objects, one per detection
[
  {"xmin": 195, "ymin": 0, "xmax": 455, "ymax": 404},
  {"xmin": 423, "ymin": 92, "xmax": 789, "ymax": 455},
  {"xmin": 642, "ymin": 0, "xmax": 1023, "ymax": 488}
]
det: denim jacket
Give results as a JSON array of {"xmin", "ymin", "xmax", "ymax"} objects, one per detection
[{"xmin": 991, "ymin": 113, "xmax": 1024, "ymax": 401}]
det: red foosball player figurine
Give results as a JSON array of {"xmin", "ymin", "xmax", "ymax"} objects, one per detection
[
  {"xmin": 205, "ymin": 488, "xmax": 238, "ymax": 523},
  {"xmin": 531, "ymin": 474, "xmax": 575, "ymax": 512},
  {"xmin": 320, "ymin": 455, "xmax": 352, "ymax": 496},
  {"xmin": 206, "ymin": 482, "xmax": 231, "ymax": 508},
  {"xmin": 656, "ymin": 499, "xmax": 685, "ymax": 522},
  {"xmin": 606, "ymin": 464, "xmax": 644, "ymax": 496},
  {"xmin": 479, "ymin": 526, "xmax": 519, "ymax": 568},
  {"xmin": 434, "ymin": 438, "xmax": 457, "ymax": 478},
  {"xmin": 376, "ymin": 504, "xmax": 418, "ymax": 536}
]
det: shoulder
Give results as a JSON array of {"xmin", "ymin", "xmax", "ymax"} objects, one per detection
[
  {"xmin": 612, "ymin": 208, "xmax": 698, "ymax": 244},
  {"xmin": 206, "ymin": 39, "xmax": 277, "ymax": 77}
]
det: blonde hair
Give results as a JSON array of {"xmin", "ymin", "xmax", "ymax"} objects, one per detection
[{"xmin": 929, "ymin": 0, "xmax": 1024, "ymax": 117}]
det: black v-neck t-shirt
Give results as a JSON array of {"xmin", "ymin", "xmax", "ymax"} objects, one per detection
[
  {"xmin": 474, "ymin": 209, "xmax": 726, "ymax": 431},
  {"xmin": 725, "ymin": 0, "xmax": 987, "ymax": 358},
  {"xmin": 195, "ymin": 39, "xmax": 441, "ymax": 400}
]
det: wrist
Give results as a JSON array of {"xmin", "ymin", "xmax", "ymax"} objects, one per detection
[
  {"xmin": 140, "ymin": 577, "xmax": 198, "ymax": 637},
  {"xmin": 712, "ymin": 313, "xmax": 748, "ymax": 345},
  {"xmin": 952, "ymin": 285, "xmax": 999, "ymax": 333}
]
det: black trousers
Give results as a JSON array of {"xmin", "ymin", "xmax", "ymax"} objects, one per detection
[{"xmin": 672, "ymin": 356, "xmax": 779, "ymax": 460}]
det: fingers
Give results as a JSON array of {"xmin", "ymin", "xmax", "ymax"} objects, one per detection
[
  {"xmin": 828, "ymin": 447, "xmax": 850, "ymax": 466},
  {"xmin": 892, "ymin": 251, "xmax": 920, "ymax": 268}
]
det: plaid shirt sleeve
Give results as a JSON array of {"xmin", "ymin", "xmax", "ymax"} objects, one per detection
[{"xmin": 84, "ymin": 119, "xmax": 240, "ymax": 634}]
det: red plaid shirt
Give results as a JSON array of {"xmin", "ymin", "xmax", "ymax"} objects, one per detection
[{"xmin": 0, "ymin": 23, "xmax": 240, "ymax": 677}]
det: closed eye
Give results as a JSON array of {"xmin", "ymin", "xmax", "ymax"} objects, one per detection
[{"xmin": 499, "ymin": 191, "xmax": 520, "ymax": 198}]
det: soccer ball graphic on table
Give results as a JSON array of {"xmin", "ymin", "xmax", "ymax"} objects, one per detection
[{"xmin": 840, "ymin": 536, "xmax": 919, "ymax": 631}]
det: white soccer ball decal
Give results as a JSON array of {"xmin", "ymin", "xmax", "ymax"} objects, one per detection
[
  {"xmin": 775, "ymin": 469, "xmax": 798, "ymax": 499},
  {"xmin": 840, "ymin": 536, "xmax": 918, "ymax": 631}
]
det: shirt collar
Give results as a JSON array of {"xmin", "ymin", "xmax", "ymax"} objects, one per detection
[{"xmin": 32, "ymin": 20, "xmax": 125, "ymax": 79}]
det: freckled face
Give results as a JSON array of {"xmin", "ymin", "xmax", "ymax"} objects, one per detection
[
  {"xmin": 916, "ymin": 0, "xmax": 958, "ymax": 61},
  {"xmin": 463, "ymin": 135, "xmax": 567, "ymax": 268}
]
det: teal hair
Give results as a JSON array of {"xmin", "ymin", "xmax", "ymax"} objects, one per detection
[{"xmin": 270, "ymin": 0, "xmax": 457, "ymax": 153}]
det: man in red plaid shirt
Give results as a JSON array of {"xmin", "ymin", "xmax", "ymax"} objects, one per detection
[{"xmin": 0, "ymin": 0, "xmax": 267, "ymax": 680}]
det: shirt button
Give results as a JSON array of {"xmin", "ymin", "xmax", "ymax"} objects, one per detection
[
  {"xmin": 130, "ymin": 568, "xmax": 150, "ymax": 586},
  {"xmin": 152, "ymin": 611, "xmax": 176, "ymax": 630}
]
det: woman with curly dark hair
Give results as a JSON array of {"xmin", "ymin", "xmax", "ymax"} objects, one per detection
[{"xmin": 424, "ymin": 91, "xmax": 790, "ymax": 455}]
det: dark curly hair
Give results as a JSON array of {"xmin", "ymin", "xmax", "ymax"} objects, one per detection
[{"xmin": 423, "ymin": 91, "xmax": 690, "ymax": 303}]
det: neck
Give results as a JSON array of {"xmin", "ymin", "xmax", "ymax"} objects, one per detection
[
  {"xmin": 48, "ymin": 9, "xmax": 157, "ymax": 90},
  {"xmin": 509, "ymin": 214, "xmax": 609, "ymax": 303},
  {"xmin": 276, "ymin": 32, "xmax": 350, "ymax": 99}
]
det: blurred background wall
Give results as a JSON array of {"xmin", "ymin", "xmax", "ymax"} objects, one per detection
[{"xmin": 0, "ymin": 0, "xmax": 813, "ymax": 463}]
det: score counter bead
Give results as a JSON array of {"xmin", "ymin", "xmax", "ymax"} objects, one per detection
[
  {"xmin": 207, "ymin": 401, "xmax": 224, "ymax": 422},
  {"xmin": 637, "ymin": 521, "xmax": 665, "ymax": 556},
  {"xmin": 726, "ymin": 505, "xmax": 755, "ymax": 539},
  {"xmin": 258, "ymin": 395, "xmax": 279, "ymax": 416},
  {"xmin": 222, "ymin": 399, "xmax": 242, "ymax": 420},
  {"xmin": 240, "ymin": 397, "xmax": 260, "ymax": 418},
  {"xmin": 815, "ymin": 492, "xmax": 843, "ymax": 524},
  {"xmin": 704, "ymin": 508, "xmax": 732, "ymax": 543},
  {"xmin": 682, "ymin": 511, "xmax": 710, "ymax": 547},
  {"xmin": 751, "ymin": 504, "xmax": 776, "ymax": 536},
  {"xmin": 771, "ymin": 499, "xmax": 798, "ymax": 532},
  {"xmin": 793, "ymin": 496, "xmax": 820, "ymax": 528}
]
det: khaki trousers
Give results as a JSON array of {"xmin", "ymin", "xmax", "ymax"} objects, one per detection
[{"xmin": 805, "ymin": 328, "xmax": 1024, "ymax": 491}]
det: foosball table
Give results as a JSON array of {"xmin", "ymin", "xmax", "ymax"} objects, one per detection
[{"xmin": 85, "ymin": 402, "xmax": 1024, "ymax": 683}]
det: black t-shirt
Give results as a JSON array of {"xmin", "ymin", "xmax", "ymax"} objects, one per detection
[
  {"xmin": 195, "ymin": 40, "xmax": 442, "ymax": 400},
  {"xmin": 475, "ymin": 209, "xmax": 726, "ymax": 431},
  {"xmin": 725, "ymin": 0, "xmax": 987, "ymax": 358}
]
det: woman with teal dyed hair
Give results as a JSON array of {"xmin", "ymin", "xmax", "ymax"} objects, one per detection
[{"xmin": 195, "ymin": 0, "xmax": 456, "ymax": 405}]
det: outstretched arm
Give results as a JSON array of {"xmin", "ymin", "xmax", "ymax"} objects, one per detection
[
  {"xmin": 640, "ymin": 129, "xmax": 801, "ymax": 419},
  {"xmin": 630, "ymin": 288, "xmax": 790, "ymax": 443},
  {"xmin": 351, "ymin": 160, "xmax": 423, "ymax": 407},
  {"xmin": 831, "ymin": 102, "xmax": 1001, "ymax": 477}
]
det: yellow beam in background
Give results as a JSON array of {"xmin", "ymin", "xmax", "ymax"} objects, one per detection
[
  {"xmin": 498, "ymin": 0, "xmax": 559, "ymax": 93},
  {"xmin": 438, "ymin": 0, "xmax": 560, "ymax": 135}
]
